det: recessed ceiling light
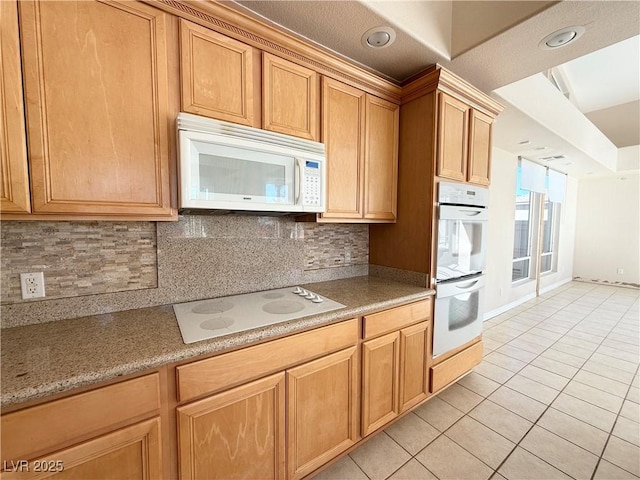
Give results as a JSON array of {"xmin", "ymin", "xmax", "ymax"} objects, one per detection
[
  {"xmin": 361, "ymin": 26, "xmax": 396, "ymax": 49},
  {"xmin": 518, "ymin": 140, "xmax": 531, "ymax": 145},
  {"xmin": 533, "ymin": 146, "xmax": 547, "ymax": 151},
  {"xmin": 539, "ymin": 26, "xmax": 585, "ymax": 50}
]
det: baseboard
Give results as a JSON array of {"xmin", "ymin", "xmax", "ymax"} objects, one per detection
[
  {"xmin": 483, "ymin": 292, "xmax": 536, "ymax": 321},
  {"xmin": 540, "ymin": 277, "xmax": 573, "ymax": 295}
]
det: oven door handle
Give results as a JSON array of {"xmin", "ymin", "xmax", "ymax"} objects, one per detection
[
  {"xmin": 455, "ymin": 279, "xmax": 480, "ymax": 289},
  {"xmin": 459, "ymin": 209, "xmax": 483, "ymax": 217}
]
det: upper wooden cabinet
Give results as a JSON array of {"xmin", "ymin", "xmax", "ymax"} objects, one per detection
[
  {"xmin": 262, "ymin": 53, "xmax": 320, "ymax": 141},
  {"xmin": 467, "ymin": 109, "xmax": 494, "ymax": 186},
  {"xmin": 437, "ymin": 93, "xmax": 470, "ymax": 182},
  {"xmin": 321, "ymin": 77, "xmax": 366, "ymax": 220},
  {"xmin": 179, "ymin": 19, "xmax": 260, "ymax": 128},
  {"xmin": 13, "ymin": 0, "xmax": 176, "ymax": 219},
  {"xmin": 0, "ymin": 0, "xmax": 30, "ymax": 214},
  {"xmin": 319, "ymin": 78, "xmax": 399, "ymax": 223},
  {"xmin": 436, "ymin": 92, "xmax": 494, "ymax": 186},
  {"xmin": 364, "ymin": 95, "xmax": 399, "ymax": 221}
]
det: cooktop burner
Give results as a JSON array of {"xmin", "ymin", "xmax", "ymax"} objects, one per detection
[{"xmin": 173, "ymin": 286, "xmax": 346, "ymax": 344}]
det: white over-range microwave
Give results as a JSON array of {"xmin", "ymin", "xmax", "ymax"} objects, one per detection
[{"xmin": 177, "ymin": 112, "xmax": 326, "ymax": 214}]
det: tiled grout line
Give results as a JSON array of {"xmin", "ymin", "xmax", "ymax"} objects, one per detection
[
  {"xmin": 344, "ymin": 284, "xmax": 638, "ymax": 480},
  {"xmin": 458, "ymin": 286, "xmax": 639, "ymax": 479},
  {"xmin": 590, "ymin": 362, "xmax": 640, "ymax": 480},
  {"xmin": 490, "ymin": 290, "xmax": 639, "ymax": 479}
]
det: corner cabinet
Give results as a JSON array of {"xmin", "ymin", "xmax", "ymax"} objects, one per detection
[
  {"xmin": 436, "ymin": 92, "xmax": 494, "ymax": 186},
  {"xmin": 319, "ymin": 77, "xmax": 399, "ymax": 223},
  {"xmin": 3, "ymin": 0, "xmax": 177, "ymax": 220}
]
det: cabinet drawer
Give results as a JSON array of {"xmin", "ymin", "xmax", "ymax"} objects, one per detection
[
  {"xmin": 363, "ymin": 299, "xmax": 431, "ymax": 340},
  {"xmin": 177, "ymin": 318, "xmax": 359, "ymax": 402},
  {"xmin": 430, "ymin": 341, "xmax": 483, "ymax": 393},
  {"xmin": 1, "ymin": 373, "xmax": 161, "ymax": 463}
]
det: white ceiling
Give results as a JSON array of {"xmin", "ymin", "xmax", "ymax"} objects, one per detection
[{"xmin": 233, "ymin": 0, "xmax": 640, "ymax": 177}]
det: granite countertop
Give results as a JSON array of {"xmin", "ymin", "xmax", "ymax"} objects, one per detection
[{"xmin": 1, "ymin": 275, "xmax": 433, "ymax": 407}]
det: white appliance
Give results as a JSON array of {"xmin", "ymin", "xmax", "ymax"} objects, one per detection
[
  {"xmin": 177, "ymin": 112, "xmax": 326, "ymax": 214},
  {"xmin": 173, "ymin": 286, "xmax": 345, "ymax": 344},
  {"xmin": 434, "ymin": 182, "xmax": 489, "ymax": 357}
]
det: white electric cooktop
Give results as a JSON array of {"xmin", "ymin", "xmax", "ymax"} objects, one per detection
[{"xmin": 173, "ymin": 286, "xmax": 346, "ymax": 344}]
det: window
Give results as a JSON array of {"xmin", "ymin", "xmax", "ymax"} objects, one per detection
[
  {"xmin": 512, "ymin": 160, "xmax": 565, "ymax": 283},
  {"xmin": 512, "ymin": 189, "xmax": 533, "ymax": 282},
  {"xmin": 540, "ymin": 200, "xmax": 560, "ymax": 274}
]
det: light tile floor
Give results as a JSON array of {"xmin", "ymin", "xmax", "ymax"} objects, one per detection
[{"xmin": 315, "ymin": 282, "xmax": 640, "ymax": 480}]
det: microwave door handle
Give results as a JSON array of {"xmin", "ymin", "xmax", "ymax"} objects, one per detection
[{"xmin": 294, "ymin": 158, "xmax": 304, "ymax": 205}]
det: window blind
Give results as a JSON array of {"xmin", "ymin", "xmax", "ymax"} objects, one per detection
[
  {"xmin": 519, "ymin": 158, "xmax": 546, "ymax": 193},
  {"xmin": 548, "ymin": 169, "xmax": 567, "ymax": 204}
]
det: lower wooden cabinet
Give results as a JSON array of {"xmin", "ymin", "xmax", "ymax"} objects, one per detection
[
  {"xmin": 1, "ymin": 374, "xmax": 163, "ymax": 479},
  {"xmin": 361, "ymin": 331, "xmax": 400, "ymax": 436},
  {"xmin": 287, "ymin": 347, "xmax": 359, "ymax": 480},
  {"xmin": 361, "ymin": 320, "xmax": 430, "ymax": 436},
  {"xmin": 399, "ymin": 321, "xmax": 430, "ymax": 412},
  {"xmin": 1, "ymin": 418, "xmax": 162, "ymax": 480},
  {"xmin": 177, "ymin": 373, "xmax": 286, "ymax": 480},
  {"xmin": 430, "ymin": 340, "xmax": 483, "ymax": 393}
]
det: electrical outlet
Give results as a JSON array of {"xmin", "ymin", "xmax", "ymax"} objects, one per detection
[
  {"xmin": 617, "ymin": 268, "xmax": 625, "ymax": 275},
  {"xmin": 20, "ymin": 272, "xmax": 45, "ymax": 299},
  {"xmin": 344, "ymin": 251, "xmax": 352, "ymax": 263}
]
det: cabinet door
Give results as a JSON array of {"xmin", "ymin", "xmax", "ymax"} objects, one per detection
[
  {"xmin": 0, "ymin": 0, "xmax": 30, "ymax": 214},
  {"xmin": 19, "ymin": 0, "xmax": 175, "ymax": 218},
  {"xmin": 437, "ymin": 92, "xmax": 469, "ymax": 182},
  {"xmin": 1, "ymin": 418, "xmax": 162, "ymax": 480},
  {"xmin": 467, "ymin": 109, "xmax": 493, "ymax": 186},
  {"xmin": 399, "ymin": 321, "xmax": 430, "ymax": 412},
  {"xmin": 321, "ymin": 77, "xmax": 365, "ymax": 220},
  {"xmin": 361, "ymin": 332, "xmax": 399, "ymax": 436},
  {"xmin": 363, "ymin": 95, "xmax": 398, "ymax": 222},
  {"xmin": 179, "ymin": 19, "xmax": 259, "ymax": 128},
  {"xmin": 287, "ymin": 347, "xmax": 358, "ymax": 480},
  {"xmin": 262, "ymin": 53, "xmax": 319, "ymax": 141},
  {"xmin": 177, "ymin": 373, "xmax": 285, "ymax": 480}
]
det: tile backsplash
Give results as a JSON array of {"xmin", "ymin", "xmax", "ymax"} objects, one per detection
[
  {"xmin": 1, "ymin": 222, "xmax": 157, "ymax": 304},
  {"xmin": 1, "ymin": 215, "xmax": 368, "ymax": 328}
]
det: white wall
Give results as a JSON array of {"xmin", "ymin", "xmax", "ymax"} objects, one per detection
[
  {"xmin": 484, "ymin": 147, "xmax": 577, "ymax": 317},
  {"xmin": 573, "ymin": 173, "xmax": 640, "ymax": 286}
]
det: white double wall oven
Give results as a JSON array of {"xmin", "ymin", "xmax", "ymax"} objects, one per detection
[{"xmin": 433, "ymin": 182, "xmax": 489, "ymax": 357}]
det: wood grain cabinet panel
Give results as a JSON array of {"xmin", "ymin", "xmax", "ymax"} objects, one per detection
[
  {"xmin": 437, "ymin": 92, "xmax": 470, "ymax": 182},
  {"xmin": 430, "ymin": 341, "xmax": 483, "ymax": 393},
  {"xmin": 364, "ymin": 95, "xmax": 399, "ymax": 221},
  {"xmin": 18, "ymin": 0, "xmax": 175, "ymax": 218},
  {"xmin": 179, "ymin": 19, "xmax": 259, "ymax": 127},
  {"xmin": 321, "ymin": 77, "xmax": 365, "ymax": 220},
  {"xmin": 287, "ymin": 347, "xmax": 358, "ymax": 480},
  {"xmin": 262, "ymin": 53, "xmax": 319, "ymax": 141},
  {"xmin": 0, "ymin": 0, "xmax": 30, "ymax": 214},
  {"xmin": 1, "ymin": 418, "xmax": 162, "ymax": 480},
  {"xmin": 361, "ymin": 332, "xmax": 399, "ymax": 436},
  {"xmin": 177, "ymin": 373, "xmax": 286, "ymax": 480},
  {"xmin": 399, "ymin": 321, "xmax": 430, "ymax": 412},
  {"xmin": 467, "ymin": 109, "xmax": 493, "ymax": 185}
]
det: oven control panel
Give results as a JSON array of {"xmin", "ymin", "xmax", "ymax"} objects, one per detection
[{"xmin": 438, "ymin": 182, "xmax": 489, "ymax": 207}]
